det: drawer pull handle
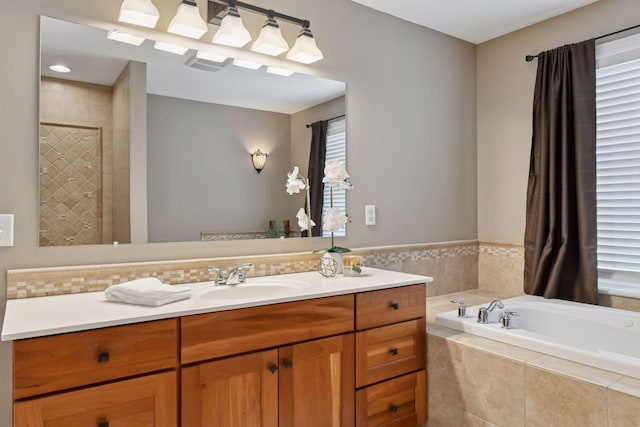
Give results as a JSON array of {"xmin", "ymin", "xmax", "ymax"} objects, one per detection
[
  {"xmin": 269, "ymin": 363, "xmax": 278, "ymax": 374},
  {"xmin": 97, "ymin": 352, "xmax": 110, "ymax": 363},
  {"xmin": 390, "ymin": 347, "xmax": 398, "ymax": 356},
  {"xmin": 284, "ymin": 360, "xmax": 293, "ymax": 369},
  {"xmin": 389, "ymin": 404, "xmax": 398, "ymax": 413},
  {"xmin": 390, "ymin": 302, "xmax": 400, "ymax": 310},
  {"xmin": 98, "ymin": 421, "xmax": 110, "ymax": 427}
]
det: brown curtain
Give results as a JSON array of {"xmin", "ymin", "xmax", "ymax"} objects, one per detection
[
  {"xmin": 306, "ymin": 120, "xmax": 328, "ymax": 237},
  {"xmin": 524, "ymin": 40, "xmax": 598, "ymax": 304}
]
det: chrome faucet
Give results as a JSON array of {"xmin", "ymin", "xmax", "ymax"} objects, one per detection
[
  {"xmin": 226, "ymin": 263, "xmax": 253, "ymax": 285},
  {"xmin": 207, "ymin": 266, "xmax": 226, "ymax": 285},
  {"xmin": 477, "ymin": 300, "xmax": 504, "ymax": 324}
]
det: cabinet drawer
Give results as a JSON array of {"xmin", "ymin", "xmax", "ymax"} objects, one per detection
[
  {"xmin": 14, "ymin": 371, "xmax": 177, "ymax": 427},
  {"xmin": 355, "ymin": 284, "xmax": 426, "ymax": 330},
  {"xmin": 181, "ymin": 295, "xmax": 354, "ymax": 364},
  {"xmin": 14, "ymin": 319, "xmax": 178, "ymax": 399},
  {"xmin": 355, "ymin": 370, "xmax": 426, "ymax": 427},
  {"xmin": 356, "ymin": 319, "xmax": 425, "ymax": 388}
]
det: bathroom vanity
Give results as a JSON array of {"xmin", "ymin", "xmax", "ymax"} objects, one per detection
[{"xmin": 3, "ymin": 268, "xmax": 430, "ymax": 427}]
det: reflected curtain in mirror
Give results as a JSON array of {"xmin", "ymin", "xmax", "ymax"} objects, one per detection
[
  {"xmin": 307, "ymin": 120, "xmax": 328, "ymax": 237},
  {"xmin": 524, "ymin": 39, "xmax": 598, "ymax": 304}
]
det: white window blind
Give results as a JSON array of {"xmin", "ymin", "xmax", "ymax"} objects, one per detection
[
  {"xmin": 322, "ymin": 117, "xmax": 347, "ymax": 237},
  {"xmin": 596, "ymin": 32, "xmax": 640, "ymax": 292}
]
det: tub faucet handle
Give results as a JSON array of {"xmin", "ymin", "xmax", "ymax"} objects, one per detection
[
  {"xmin": 499, "ymin": 311, "xmax": 518, "ymax": 329},
  {"xmin": 451, "ymin": 299, "xmax": 467, "ymax": 318}
]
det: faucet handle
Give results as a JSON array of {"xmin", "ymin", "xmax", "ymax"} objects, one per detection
[
  {"xmin": 450, "ymin": 300, "xmax": 467, "ymax": 318},
  {"xmin": 207, "ymin": 266, "xmax": 225, "ymax": 285},
  {"xmin": 229, "ymin": 263, "xmax": 254, "ymax": 283},
  {"xmin": 499, "ymin": 311, "xmax": 518, "ymax": 329}
]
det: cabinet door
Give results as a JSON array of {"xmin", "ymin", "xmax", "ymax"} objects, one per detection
[
  {"xmin": 182, "ymin": 349, "xmax": 278, "ymax": 427},
  {"xmin": 14, "ymin": 371, "xmax": 176, "ymax": 427},
  {"xmin": 279, "ymin": 334, "xmax": 354, "ymax": 427}
]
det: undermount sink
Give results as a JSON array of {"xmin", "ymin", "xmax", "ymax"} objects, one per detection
[{"xmin": 198, "ymin": 280, "xmax": 311, "ymax": 300}]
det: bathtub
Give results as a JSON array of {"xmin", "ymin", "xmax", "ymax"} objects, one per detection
[{"xmin": 435, "ymin": 295, "xmax": 640, "ymax": 380}]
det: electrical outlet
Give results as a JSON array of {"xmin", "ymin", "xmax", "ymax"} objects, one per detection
[
  {"xmin": 365, "ymin": 205, "xmax": 376, "ymax": 226},
  {"xmin": 0, "ymin": 214, "xmax": 14, "ymax": 246}
]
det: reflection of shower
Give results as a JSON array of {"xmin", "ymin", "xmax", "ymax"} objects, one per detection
[{"xmin": 39, "ymin": 123, "xmax": 102, "ymax": 246}]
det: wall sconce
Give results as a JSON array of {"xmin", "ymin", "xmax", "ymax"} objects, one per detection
[{"xmin": 251, "ymin": 149, "xmax": 268, "ymax": 173}]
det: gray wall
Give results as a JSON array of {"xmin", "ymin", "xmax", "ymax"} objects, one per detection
[
  {"xmin": 477, "ymin": 0, "xmax": 639, "ymax": 244},
  {"xmin": 147, "ymin": 94, "xmax": 292, "ymax": 242},
  {"xmin": 0, "ymin": 0, "xmax": 477, "ymax": 420}
]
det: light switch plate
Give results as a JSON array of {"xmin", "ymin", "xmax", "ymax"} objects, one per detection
[
  {"xmin": 0, "ymin": 214, "xmax": 14, "ymax": 246},
  {"xmin": 365, "ymin": 205, "xmax": 376, "ymax": 226}
]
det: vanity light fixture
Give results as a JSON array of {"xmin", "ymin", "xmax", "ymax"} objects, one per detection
[
  {"xmin": 154, "ymin": 40, "xmax": 189, "ymax": 55},
  {"xmin": 232, "ymin": 58, "xmax": 262, "ymax": 70},
  {"xmin": 49, "ymin": 64, "xmax": 71, "ymax": 73},
  {"xmin": 286, "ymin": 26, "xmax": 324, "ymax": 64},
  {"xmin": 251, "ymin": 14, "xmax": 289, "ymax": 56},
  {"xmin": 251, "ymin": 149, "xmax": 268, "ymax": 173},
  {"xmin": 168, "ymin": 0, "xmax": 209, "ymax": 39},
  {"xmin": 107, "ymin": 29, "xmax": 146, "ymax": 46},
  {"xmin": 266, "ymin": 66, "xmax": 294, "ymax": 77},
  {"xmin": 196, "ymin": 50, "xmax": 228, "ymax": 63},
  {"xmin": 117, "ymin": 0, "xmax": 160, "ymax": 28},
  {"xmin": 211, "ymin": 5, "xmax": 252, "ymax": 47},
  {"xmin": 208, "ymin": 0, "xmax": 323, "ymax": 63}
]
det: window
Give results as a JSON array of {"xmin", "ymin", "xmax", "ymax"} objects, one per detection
[
  {"xmin": 595, "ymin": 32, "xmax": 640, "ymax": 294},
  {"xmin": 322, "ymin": 117, "xmax": 347, "ymax": 237}
]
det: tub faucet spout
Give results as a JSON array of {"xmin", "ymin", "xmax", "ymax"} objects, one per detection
[{"xmin": 477, "ymin": 300, "xmax": 504, "ymax": 324}]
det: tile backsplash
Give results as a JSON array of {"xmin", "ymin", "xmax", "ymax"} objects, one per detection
[{"xmin": 6, "ymin": 240, "xmax": 478, "ymax": 299}]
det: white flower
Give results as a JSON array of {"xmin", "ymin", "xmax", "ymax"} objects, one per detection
[
  {"xmin": 286, "ymin": 166, "xmax": 307, "ymax": 195},
  {"xmin": 322, "ymin": 160, "xmax": 353, "ymax": 190},
  {"xmin": 296, "ymin": 207, "xmax": 315, "ymax": 231},
  {"xmin": 323, "ymin": 207, "xmax": 348, "ymax": 233}
]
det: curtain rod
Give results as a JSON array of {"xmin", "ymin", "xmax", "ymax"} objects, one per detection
[
  {"xmin": 525, "ymin": 22, "xmax": 640, "ymax": 62},
  {"xmin": 305, "ymin": 114, "xmax": 345, "ymax": 128}
]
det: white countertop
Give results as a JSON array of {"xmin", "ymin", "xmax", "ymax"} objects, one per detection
[{"xmin": 1, "ymin": 267, "xmax": 432, "ymax": 341}]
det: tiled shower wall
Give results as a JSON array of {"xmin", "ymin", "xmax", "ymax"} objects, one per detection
[{"xmin": 6, "ymin": 240, "xmax": 479, "ymax": 299}]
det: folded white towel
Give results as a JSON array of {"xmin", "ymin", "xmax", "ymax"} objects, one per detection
[{"xmin": 105, "ymin": 277, "xmax": 191, "ymax": 307}]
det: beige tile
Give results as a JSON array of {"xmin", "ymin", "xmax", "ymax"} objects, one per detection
[
  {"xmin": 599, "ymin": 294, "xmax": 640, "ymax": 312},
  {"xmin": 40, "ymin": 91, "xmax": 65, "ymax": 122},
  {"xmin": 427, "ymin": 333, "xmax": 465, "ymax": 407},
  {"xmin": 609, "ymin": 377, "xmax": 640, "ymax": 427},
  {"xmin": 479, "ymin": 252, "xmax": 524, "ymax": 296},
  {"xmin": 460, "ymin": 254, "xmax": 479, "ymax": 291},
  {"xmin": 426, "ymin": 396, "xmax": 463, "ymax": 427},
  {"xmin": 463, "ymin": 412, "xmax": 497, "ymax": 427},
  {"xmin": 525, "ymin": 365, "xmax": 607, "ymax": 427},
  {"xmin": 425, "ymin": 258, "xmax": 461, "ymax": 297},
  {"xmin": 526, "ymin": 355, "xmax": 622, "ymax": 387},
  {"xmin": 462, "ymin": 346, "xmax": 525, "ymax": 426},
  {"xmin": 458, "ymin": 334, "xmax": 543, "ymax": 364}
]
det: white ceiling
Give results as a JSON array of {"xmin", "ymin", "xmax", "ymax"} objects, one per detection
[
  {"xmin": 350, "ymin": 0, "xmax": 599, "ymax": 44},
  {"xmin": 40, "ymin": 17, "xmax": 345, "ymax": 115}
]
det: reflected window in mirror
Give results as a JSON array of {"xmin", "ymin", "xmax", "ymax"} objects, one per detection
[{"xmin": 322, "ymin": 117, "xmax": 347, "ymax": 237}]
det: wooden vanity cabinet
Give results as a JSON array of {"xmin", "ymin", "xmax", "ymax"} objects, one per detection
[
  {"xmin": 181, "ymin": 295, "xmax": 355, "ymax": 427},
  {"xmin": 354, "ymin": 284, "xmax": 427, "ymax": 426},
  {"xmin": 12, "ymin": 283, "xmax": 427, "ymax": 427},
  {"xmin": 13, "ymin": 319, "xmax": 179, "ymax": 427}
]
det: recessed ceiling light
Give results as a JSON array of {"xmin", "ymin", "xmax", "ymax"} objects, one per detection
[{"xmin": 49, "ymin": 64, "xmax": 71, "ymax": 73}]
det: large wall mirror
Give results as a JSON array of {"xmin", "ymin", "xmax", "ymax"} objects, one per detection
[{"xmin": 39, "ymin": 16, "xmax": 346, "ymax": 247}]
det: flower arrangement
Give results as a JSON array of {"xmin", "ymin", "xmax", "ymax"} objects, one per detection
[{"xmin": 285, "ymin": 160, "xmax": 352, "ymax": 249}]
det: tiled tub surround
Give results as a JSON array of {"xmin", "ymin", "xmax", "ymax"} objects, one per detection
[
  {"xmin": 427, "ymin": 292, "xmax": 640, "ymax": 427},
  {"xmin": 6, "ymin": 240, "xmax": 478, "ymax": 299}
]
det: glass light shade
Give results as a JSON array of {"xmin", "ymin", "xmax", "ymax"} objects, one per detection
[
  {"xmin": 212, "ymin": 7, "xmax": 251, "ymax": 48},
  {"xmin": 286, "ymin": 28, "xmax": 324, "ymax": 64},
  {"xmin": 251, "ymin": 18, "xmax": 289, "ymax": 56},
  {"xmin": 252, "ymin": 149, "xmax": 268, "ymax": 173},
  {"xmin": 154, "ymin": 41, "xmax": 189, "ymax": 55},
  {"xmin": 107, "ymin": 30, "xmax": 146, "ymax": 46},
  {"xmin": 196, "ymin": 50, "xmax": 228, "ymax": 63},
  {"xmin": 266, "ymin": 66, "xmax": 294, "ymax": 77},
  {"xmin": 167, "ymin": 2, "xmax": 209, "ymax": 39},
  {"xmin": 118, "ymin": 0, "xmax": 159, "ymax": 28},
  {"xmin": 232, "ymin": 58, "xmax": 262, "ymax": 70}
]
